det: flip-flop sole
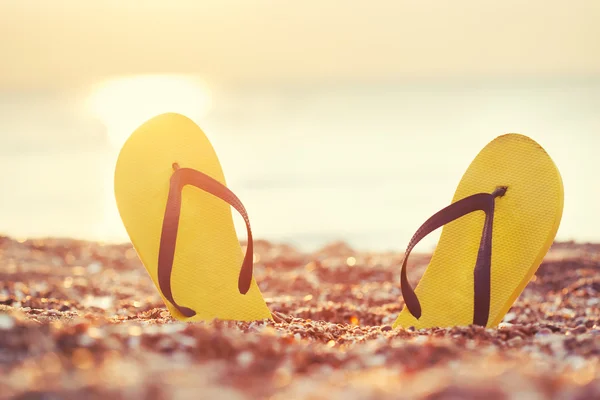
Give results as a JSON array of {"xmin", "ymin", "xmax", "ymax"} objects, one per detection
[
  {"xmin": 393, "ymin": 134, "xmax": 564, "ymax": 329},
  {"xmin": 114, "ymin": 113, "xmax": 272, "ymax": 321}
]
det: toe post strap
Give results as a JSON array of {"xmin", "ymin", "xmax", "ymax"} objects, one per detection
[
  {"xmin": 157, "ymin": 164, "xmax": 255, "ymax": 318},
  {"xmin": 400, "ymin": 186, "xmax": 507, "ymax": 326}
]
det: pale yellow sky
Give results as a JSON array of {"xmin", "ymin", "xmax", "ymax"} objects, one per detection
[{"xmin": 1, "ymin": 0, "xmax": 600, "ymax": 89}]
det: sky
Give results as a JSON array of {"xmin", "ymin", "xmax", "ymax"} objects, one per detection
[
  {"xmin": 1, "ymin": 1, "xmax": 600, "ymax": 90},
  {"xmin": 0, "ymin": 2, "xmax": 599, "ymax": 249}
]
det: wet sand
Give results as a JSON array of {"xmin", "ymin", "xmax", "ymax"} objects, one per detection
[{"xmin": 0, "ymin": 236, "xmax": 598, "ymax": 399}]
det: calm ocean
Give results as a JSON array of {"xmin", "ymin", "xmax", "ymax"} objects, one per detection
[{"xmin": 1, "ymin": 79, "xmax": 599, "ymax": 251}]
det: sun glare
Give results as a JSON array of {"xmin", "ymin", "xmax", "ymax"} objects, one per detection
[
  {"xmin": 88, "ymin": 75, "xmax": 212, "ymax": 243},
  {"xmin": 87, "ymin": 75, "xmax": 212, "ymax": 149}
]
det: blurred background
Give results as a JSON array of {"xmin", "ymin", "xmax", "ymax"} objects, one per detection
[{"xmin": 1, "ymin": 1, "xmax": 599, "ymax": 251}]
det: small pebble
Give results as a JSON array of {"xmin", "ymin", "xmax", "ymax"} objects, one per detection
[{"xmin": 0, "ymin": 314, "xmax": 15, "ymax": 330}]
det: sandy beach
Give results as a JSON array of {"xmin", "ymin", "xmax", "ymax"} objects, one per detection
[{"xmin": 0, "ymin": 235, "xmax": 598, "ymax": 399}]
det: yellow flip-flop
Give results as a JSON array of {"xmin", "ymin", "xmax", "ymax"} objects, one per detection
[
  {"xmin": 393, "ymin": 133, "xmax": 564, "ymax": 329},
  {"xmin": 114, "ymin": 112, "xmax": 272, "ymax": 322}
]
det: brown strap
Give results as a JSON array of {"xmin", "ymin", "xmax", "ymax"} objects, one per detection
[
  {"xmin": 400, "ymin": 186, "xmax": 507, "ymax": 327},
  {"xmin": 157, "ymin": 163, "xmax": 254, "ymax": 318}
]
